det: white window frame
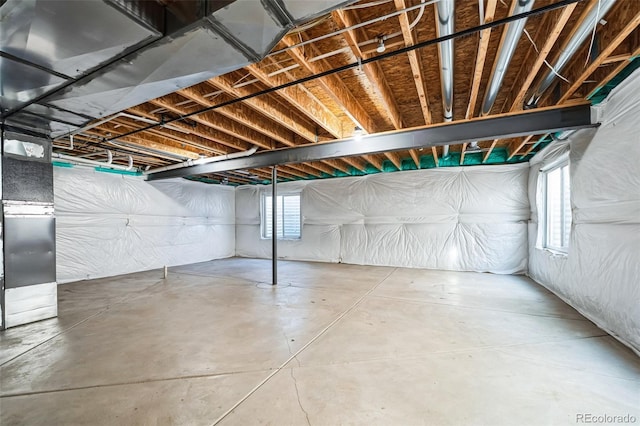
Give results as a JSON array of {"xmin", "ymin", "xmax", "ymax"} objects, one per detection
[
  {"xmin": 261, "ymin": 192, "xmax": 302, "ymax": 240},
  {"xmin": 540, "ymin": 158, "xmax": 572, "ymax": 254}
]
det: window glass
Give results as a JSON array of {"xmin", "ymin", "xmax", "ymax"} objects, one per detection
[
  {"xmin": 543, "ymin": 162, "xmax": 571, "ymax": 252},
  {"xmin": 262, "ymin": 194, "xmax": 301, "ymax": 239}
]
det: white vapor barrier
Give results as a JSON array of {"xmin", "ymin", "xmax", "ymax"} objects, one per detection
[
  {"xmin": 5, "ymin": 282, "xmax": 57, "ymax": 328},
  {"xmin": 236, "ymin": 164, "xmax": 530, "ymax": 273},
  {"xmin": 528, "ymin": 69, "xmax": 640, "ymax": 354},
  {"xmin": 55, "ymin": 168, "xmax": 235, "ymax": 283}
]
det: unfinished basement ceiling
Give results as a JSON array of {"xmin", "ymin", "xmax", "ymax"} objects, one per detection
[{"xmin": 15, "ymin": 0, "xmax": 640, "ymax": 184}]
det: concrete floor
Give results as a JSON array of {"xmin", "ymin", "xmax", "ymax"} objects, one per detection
[{"xmin": 1, "ymin": 258, "xmax": 638, "ymax": 425}]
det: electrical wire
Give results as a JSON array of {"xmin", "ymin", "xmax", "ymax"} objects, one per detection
[
  {"xmin": 343, "ymin": 0, "xmax": 393, "ymax": 10},
  {"xmin": 584, "ymin": 0, "xmax": 601, "ymax": 66},
  {"xmin": 522, "ymin": 28, "xmax": 571, "ymax": 83},
  {"xmin": 409, "ymin": 0, "xmax": 427, "ymax": 29},
  {"xmin": 267, "ymin": 0, "xmax": 441, "ymax": 58},
  {"xmin": 108, "ymin": 0, "xmax": 583, "ymax": 143}
]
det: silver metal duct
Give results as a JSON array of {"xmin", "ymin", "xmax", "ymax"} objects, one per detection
[
  {"xmin": 435, "ymin": 0, "xmax": 455, "ymax": 158},
  {"xmin": 481, "ymin": 0, "xmax": 535, "ymax": 116},
  {"xmin": 0, "ymin": 0, "xmax": 357, "ymax": 137},
  {"xmin": 528, "ymin": 0, "xmax": 616, "ymax": 106},
  {"xmin": 435, "ymin": 0, "xmax": 455, "ymax": 122}
]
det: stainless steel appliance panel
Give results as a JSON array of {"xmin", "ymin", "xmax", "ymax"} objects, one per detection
[{"xmin": 3, "ymin": 215, "xmax": 56, "ymax": 289}]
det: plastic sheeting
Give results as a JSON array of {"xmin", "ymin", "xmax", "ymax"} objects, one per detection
[
  {"xmin": 55, "ymin": 168, "xmax": 235, "ymax": 283},
  {"xmin": 528, "ymin": 69, "xmax": 640, "ymax": 354},
  {"xmin": 236, "ymin": 164, "xmax": 530, "ymax": 274}
]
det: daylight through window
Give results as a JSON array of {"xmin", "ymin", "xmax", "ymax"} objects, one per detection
[
  {"xmin": 262, "ymin": 194, "xmax": 301, "ymax": 239},
  {"xmin": 543, "ymin": 161, "xmax": 571, "ymax": 252}
]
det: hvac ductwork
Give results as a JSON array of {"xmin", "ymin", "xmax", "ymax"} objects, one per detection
[
  {"xmin": 0, "ymin": 0, "xmax": 357, "ymax": 137},
  {"xmin": 435, "ymin": 0, "xmax": 455, "ymax": 158},
  {"xmin": 481, "ymin": 0, "xmax": 535, "ymax": 116},
  {"xmin": 527, "ymin": 0, "xmax": 616, "ymax": 106},
  {"xmin": 435, "ymin": 0, "xmax": 455, "ymax": 122}
]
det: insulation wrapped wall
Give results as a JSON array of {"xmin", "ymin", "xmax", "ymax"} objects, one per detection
[
  {"xmin": 528, "ymin": 70, "xmax": 640, "ymax": 354},
  {"xmin": 55, "ymin": 168, "xmax": 235, "ymax": 283},
  {"xmin": 236, "ymin": 164, "xmax": 530, "ymax": 274}
]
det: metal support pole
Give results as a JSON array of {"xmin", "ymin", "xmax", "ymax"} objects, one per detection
[{"xmin": 271, "ymin": 166, "xmax": 277, "ymax": 286}]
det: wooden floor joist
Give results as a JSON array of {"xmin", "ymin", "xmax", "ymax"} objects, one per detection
[{"xmin": 45, "ymin": 0, "xmax": 636, "ymax": 181}]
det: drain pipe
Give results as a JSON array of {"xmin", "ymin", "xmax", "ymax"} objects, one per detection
[
  {"xmin": 482, "ymin": 0, "xmax": 535, "ymax": 116},
  {"xmin": 435, "ymin": 0, "xmax": 455, "ymax": 157},
  {"xmin": 527, "ymin": 0, "xmax": 616, "ymax": 106},
  {"xmin": 144, "ymin": 146, "xmax": 259, "ymax": 175},
  {"xmin": 53, "ymin": 152, "xmax": 135, "ymax": 171}
]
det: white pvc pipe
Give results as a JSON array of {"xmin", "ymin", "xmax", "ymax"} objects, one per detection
[
  {"xmin": 53, "ymin": 153, "xmax": 135, "ymax": 172},
  {"xmin": 144, "ymin": 145, "xmax": 259, "ymax": 175}
]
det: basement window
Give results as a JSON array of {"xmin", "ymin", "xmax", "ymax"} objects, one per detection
[
  {"xmin": 261, "ymin": 193, "xmax": 301, "ymax": 240},
  {"xmin": 542, "ymin": 160, "xmax": 572, "ymax": 253}
]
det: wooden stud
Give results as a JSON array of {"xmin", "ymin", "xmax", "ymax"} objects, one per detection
[
  {"xmin": 507, "ymin": 135, "xmax": 534, "ymax": 159},
  {"xmin": 247, "ymin": 62, "xmax": 344, "ymax": 139},
  {"xmin": 509, "ymin": 3, "xmax": 577, "ymax": 112},
  {"xmin": 482, "ymin": 139, "xmax": 499, "ymax": 163},
  {"xmin": 467, "ymin": 0, "xmax": 498, "ymax": 118},
  {"xmin": 209, "ymin": 73, "xmax": 320, "ymax": 143},
  {"xmin": 431, "ymin": 147, "xmax": 439, "ymax": 167},
  {"xmin": 587, "ymin": 45, "xmax": 640, "ymax": 99},
  {"xmin": 282, "ymin": 36, "xmax": 380, "ymax": 134},
  {"xmin": 459, "ymin": 142, "xmax": 469, "ymax": 165},
  {"xmin": 558, "ymin": 9, "xmax": 640, "ymax": 103},
  {"xmin": 333, "ymin": 9, "xmax": 417, "ymax": 168}
]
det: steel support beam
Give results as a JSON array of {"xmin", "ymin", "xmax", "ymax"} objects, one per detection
[
  {"xmin": 271, "ymin": 166, "xmax": 277, "ymax": 286},
  {"xmin": 147, "ymin": 104, "xmax": 597, "ymax": 180}
]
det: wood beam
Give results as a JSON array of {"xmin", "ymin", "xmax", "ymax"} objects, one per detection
[
  {"xmin": 129, "ymin": 104, "xmax": 258, "ymax": 153},
  {"xmin": 149, "ymin": 97, "xmax": 275, "ymax": 150},
  {"xmin": 247, "ymin": 62, "xmax": 344, "ymax": 139},
  {"xmin": 409, "ymin": 150, "xmax": 421, "ymax": 169},
  {"xmin": 179, "ymin": 84, "xmax": 357, "ymax": 174},
  {"xmin": 509, "ymin": 3, "xmax": 577, "ymax": 112},
  {"xmin": 341, "ymin": 156, "xmax": 368, "ymax": 172},
  {"xmin": 281, "ymin": 35, "xmax": 398, "ymax": 170},
  {"xmin": 282, "ymin": 36, "xmax": 381, "ymax": 135},
  {"xmin": 209, "ymin": 73, "xmax": 320, "ymax": 143},
  {"xmin": 148, "ymin": 104, "xmax": 595, "ymax": 180},
  {"xmin": 601, "ymin": 53, "xmax": 634, "ymax": 65},
  {"xmin": 520, "ymin": 133, "xmax": 549, "ymax": 157},
  {"xmin": 308, "ymin": 161, "xmax": 336, "ymax": 175},
  {"xmin": 587, "ymin": 46, "xmax": 640, "ymax": 99},
  {"xmin": 508, "ymin": 135, "xmax": 534, "ymax": 159},
  {"xmin": 558, "ymin": 9, "xmax": 640, "ymax": 103},
  {"xmin": 112, "ymin": 117, "xmax": 226, "ymax": 155},
  {"xmin": 333, "ymin": 9, "xmax": 414, "ymax": 169},
  {"xmin": 467, "ymin": 0, "xmax": 498, "ymax": 118},
  {"xmin": 105, "ymin": 120, "xmax": 205, "ymax": 158},
  {"xmin": 325, "ymin": 159, "xmax": 351, "ymax": 174},
  {"xmin": 364, "ymin": 154, "xmax": 384, "ymax": 171},
  {"xmin": 82, "ymin": 127, "xmax": 200, "ymax": 162},
  {"xmin": 178, "ymin": 86, "xmax": 300, "ymax": 148},
  {"xmin": 394, "ymin": 0, "xmax": 434, "ymax": 167},
  {"xmin": 333, "ymin": 9, "xmax": 404, "ymax": 130},
  {"xmin": 394, "ymin": 0, "xmax": 432, "ymax": 126},
  {"xmin": 384, "ymin": 151, "xmax": 403, "ymax": 170},
  {"xmin": 460, "ymin": 142, "xmax": 469, "ymax": 165},
  {"xmin": 133, "ymin": 102, "xmax": 323, "ymax": 178},
  {"xmin": 482, "ymin": 139, "xmax": 499, "ymax": 163}
]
